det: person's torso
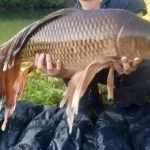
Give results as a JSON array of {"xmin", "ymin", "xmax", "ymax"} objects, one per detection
[{"xmin": 73, "ymin": 0, "xmax": 147, "ymax": 15}]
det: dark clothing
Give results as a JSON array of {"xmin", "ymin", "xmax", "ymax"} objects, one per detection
[
  {"xmin": 74, "ymin": 0, "xmax": 147, "ymax": 15},
  {"xmin": 94, "ymin": 60, "xmax": 150, "ymax": 108},
  {"xmin": 1, "ymin": 101, "xmax": 150, "ymax": 150},
  {"xmin": 73, "ymin": 0, "xmax": 149, "ymax": 108}
]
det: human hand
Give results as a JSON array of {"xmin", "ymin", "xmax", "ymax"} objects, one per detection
[
  {"xmin": 34, "ymin": 53, "xmax": 75, "ymax": 78},
  {"xmin": 110, "ymin": 57, "xmax": 141, "ymax": 74}
]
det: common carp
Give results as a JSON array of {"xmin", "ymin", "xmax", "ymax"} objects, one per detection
[{"xmin": 0, "ymin": 8, "xmax": 150, "ymax": 133}]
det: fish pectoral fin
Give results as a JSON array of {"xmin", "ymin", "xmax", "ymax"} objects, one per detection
[
  {"xmin": 71, "ymin": 59, "xmax": 111, "ymax": 114},
  {"xmin": 60, "ymin": 71, "xmax": 82, "ymax": 108},
  {"xmin": 13, "ymin": 63, "xmax": 36, "ymax": 103},
  {"xmin": 60, "ymin": 71, "xmax": 82, "ymax": 134}
]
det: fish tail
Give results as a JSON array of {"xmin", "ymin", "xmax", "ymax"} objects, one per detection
[
  {"xmin": 1, "ymin": 62, "xmax": 36, "ymax": 131},
  {"xmin": 13, "ymin": 63, "xmax": 36, "ymax": 102},
  {"xmin": 0, "ymin": 62, "xmax": 5, "ymax": 111},
  {"xmin": 0, "ymin": 61, "xmax": 20, "ymax": 131}
]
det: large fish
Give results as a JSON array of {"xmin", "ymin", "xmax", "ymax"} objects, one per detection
[{"xmin": 0, "ymin": 8, "xmax": 150, "ymax": 133}]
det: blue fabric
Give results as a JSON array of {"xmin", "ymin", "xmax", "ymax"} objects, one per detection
[
  {"xmin": 1, "ymin": 101, "xmax": 150, "ymax": 149},
  {"xmin": 74, "ymin": 0, "xmax": 147, "ymax": 15}
]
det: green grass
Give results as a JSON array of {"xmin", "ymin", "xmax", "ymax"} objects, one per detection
[
  {"xmin": 21, "ymin": 69, "xmax": 66, "ymax": 106},
  {"xmin": 0, "ymin": 19, "xmax": 35, "ymax": 44},
  {"xmin": 0, "ymin": 9, "xmax": 52, "ymax": 44}
]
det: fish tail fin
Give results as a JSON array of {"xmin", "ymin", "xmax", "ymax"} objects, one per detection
[
  {"xmin": 0, "ymin": 61, "xmax": 21, "ymax": 131},
  {"xmin": 0, "ymin": 62, "xmax": 5, "ymax": 111},
  {"xmin": 1, "ymin": 63, "xmax": 36, "ymax": 131},
  {"xmin": 61, "ymin": 56, "xmax": 119, "ymax": 133},
  {"xmin": 13, "ymin": 63, "xmax": 36, "ymax": 102}
]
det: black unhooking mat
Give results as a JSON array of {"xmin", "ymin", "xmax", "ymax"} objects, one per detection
[{"xmin": 0, "ymin": 101, "xmax": 150, "ymax": 150}]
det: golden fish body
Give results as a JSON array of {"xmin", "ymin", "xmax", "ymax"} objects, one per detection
[{"xmin": 1, "ymin": 8, "xmax": 150, "ymax": 133}]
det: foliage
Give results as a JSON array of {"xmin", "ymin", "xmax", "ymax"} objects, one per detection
[
  {"xmin": 0, "ymin": 9, "xmax": 52, "ymax": 45},
  {"xmin": 0, "ymin": 0, "xmax": 74, "ymax": 10},
  {"xmin": 21, "ymin": 67, "xmax": 66, "ymax": 106}
]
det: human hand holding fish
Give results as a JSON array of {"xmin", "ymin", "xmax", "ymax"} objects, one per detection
[
  {"xmin": 109, "ymin": 57, "xmax": 141, "ymax": 74},
  {"xmin": 35, "ymin": 54, "xmax": 141, "ymax": 78},
  {"xmin": 35, "ymin": 53, "xmax": 75, "ymax": 78}
]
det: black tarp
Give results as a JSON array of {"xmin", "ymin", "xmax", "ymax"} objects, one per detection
[{"xmin": 0, "ymin": 101, "xmax": 150, "ymax": 150}]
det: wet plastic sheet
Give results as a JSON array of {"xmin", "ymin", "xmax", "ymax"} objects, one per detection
[{"xmin": 0, "ymin": 101, "xmax": 150, "ymax": 150}]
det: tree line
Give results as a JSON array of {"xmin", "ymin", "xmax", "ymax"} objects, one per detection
[
  {"xmin": 0, "ymin": 0, "xmax": 149, "ymax": 11},
  {"xmin": 0, "ymin": 0, "xmax": 75, "ymax": 10}
]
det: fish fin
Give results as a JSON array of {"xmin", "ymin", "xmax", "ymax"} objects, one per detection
[
  {"xmin": 43, "ymin": 8, "xmax": 78, "ymax": 21},
  {"xmin": 71, "ymin": 60, "xmax": 110, "ymax": 115},
  {"xmin": 1, "ymin": 63, "xmax": 35, "ymax": 131},
  {"xmin": 60, "ymin": 71, "xmax": 82, "ymax": 133},
  {"xmin": 0, "ymin": 61, "xmax": 5, "ymax": 111},
  {"xmin": 63, "ymin": 56, "xmax": 120, "ymax": 133},
  {"xmin": 59, "ymin": 71, "xmax": 82, "ymax": 108},
  {"xmin": 0, "ymin": 61, "xmax": 21, "ymax": 131},
  {"xmin": 13, "ymin": 63, "xmax": 36, "ymax": 102},
  {"xmin": 107, "ymin": 68, "xmax": 114, "ymax": 100}
]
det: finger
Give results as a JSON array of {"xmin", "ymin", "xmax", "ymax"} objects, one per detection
[
  {"xmin": 46, "ymin": 54, "xmax": 53, "ymax": 71},
  {"xmin": 108, "ymin": 62, "xmax": 114, "ymax": 69},
  {"xmin": 121, "ymin": 57, "xmax": 131, "ymax": 74},
  {"xmin": 56, "ymin": 60, "xmax": 62, "ymax": 71},
  {"xmin": 132, "ymin": 57, "xmax": 141, "ymax": 67},
  {"xmin": 35, "ymin": 53, "xmax": 39, "ymax": 66},
  {"xmin": 129, "ymin": 57, "xmax": 141, "ymax": 72},
  {"xmin": 112, "ymin": 61, "xmax": 123, "ymax": 74},
  {"xmin": 37, "ymin": 53, "xmax": 45, "ymax": 70}
]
